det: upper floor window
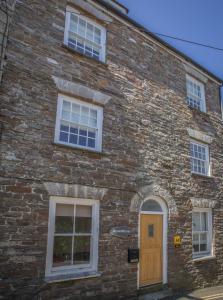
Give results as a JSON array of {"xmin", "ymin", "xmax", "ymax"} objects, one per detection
[
  {"xmin": 55, "ymin": 94, "xmax": 103, "ymax": 152},
  {"xmin": 64, "ymin": 6, "xmax": 106, "ymax": 62},
  {"xmin": 190, "ymin": 140, "xmax": 210, "ymax": 176},
  {"xmin": 45, "ymin": 197, "xmax": 99, "ymax": 278},
  {"xmin": 192, "ymin": 208, "xmax": 212, "ymax": 258},
  {"xmin": 186, "ymin": 75, "xmax": 206, "ymax": 112}
]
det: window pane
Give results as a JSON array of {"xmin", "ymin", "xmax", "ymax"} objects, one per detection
[
  {"xmin": 86, "ymin": 23, "xmax": 94, "ymax": 41},
  {"xmin": 193, "ymin": 233, "xmax": 199, "ymax": 243},
  {"xmin": 62, "ymin": 110, "xmax": 70, "ymax": 121},
  {"xmin": 75, "ymin": 205, "xmax": 92, "ymax": 233},
  {"xmin": 63, "ymin": 100, "xmax": 71, "ymax": 111},
  {"xmin": 78, "ymin": 18, "xmax": 86, "ymax": 37},
  {"xmin": 79, "ymin": 128, "xmax": 87, "ymax": 136},
  {"xmin": 200, "ymin": 232, "xmax": 207, "ymax": 243},
  {"xmin": 55, "ymin": 204, "xmax": 74, "ymax": 233},
  {"xmin": 72, "ymin": 103, "xmax": 80, "ymax": 114},
  {"xmin": 193, "ymin": 243, "xmax": 199, "ymax": 253},
  {"xmin": 200, "ymin": 243, "xmax": 207, "ymax": 252},
  {"xmin": 69, "ymin": 134, "xmax": 78, "ymax": 145},
  {"xmin": 201, "ymin": 212, "xmax": 208, "ymax": 231},
  {"xmin": 88, "ymin": 130, "xmax": 96, "ymax": 139},
  {"xmin": 59, "ymin": 132, "xmax": 68, "ymax": 143},
  {"xmin": 71, "ymin": 113, "xmax": 80, "ymax": 123},
  {"xmin": 70, "ymin": 126, "xmax": 78, "ymax": 134},
  {"xmin": 88, "ymin": 138, "xmax": 95, "ymax": 148},
  {"xmin": 141, "ymin": 200, "xmax": 162, "ymax": 212},
  {"xmin": 94, "ymin": 28, "xmax": 101, "ymax": 44},
  {"xmin": 53, "ymin": 236, "xmax": 72, "ymax": 267},
  {"xmin": 89, "ymin": 117, "xmax": 97, "ymax": 127},
  {"xmin": 79, "ymin": 136, "xmax": 87, "ymax": 146},
  {"xmin": 192, "ymin": 212, "xmax": 200, "ymax": 231},
  {"xmin": 73, "ymin": 236, "xmax": 91, "ymax": 265},
  {"xmin": 90, "ymin": 109, "xmax": 97, "ymax": 119},
  {"xmin": 70, "ymin": 14, "xmax": 78, "ymax": 33},
  {"xmin": 60, "ymin": 122, "xmax": 69, "ymax": 132}
]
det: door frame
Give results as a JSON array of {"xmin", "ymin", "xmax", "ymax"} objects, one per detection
[{"xmin": 137, "ymin": 196, "xmax": 168, "ymax": 288}]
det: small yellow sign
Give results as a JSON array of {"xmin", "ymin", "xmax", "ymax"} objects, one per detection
[{"xmin": 174, "ymin": 235, "xmax": 182, "ymax": 248}]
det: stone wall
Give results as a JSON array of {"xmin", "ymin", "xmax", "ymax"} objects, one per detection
[
  {"xmin": 0, "ymin": 0, "xmax": 14, "ymax": 83},
  {"xmin": 0, "ymin": 0, "xmax": 223, "ymax": 299}
]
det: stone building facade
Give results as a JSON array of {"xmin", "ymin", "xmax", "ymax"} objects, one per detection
[{"xmin": 0, "ymin": 0, "xmax": 223, "ymax": 299}]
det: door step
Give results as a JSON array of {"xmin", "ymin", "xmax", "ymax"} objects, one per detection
[{"xmin": 138, "ymin": 284, "xmax": 173, "ymax": 300}]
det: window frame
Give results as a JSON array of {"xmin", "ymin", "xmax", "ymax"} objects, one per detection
[
  {"xmin": 186, "ymin": 75, "xmax": 206, "ymax": 113},
  {"xmin": 45, "ymin": 197, "xmax": 99, "ymax": 278},
  {"xmin": 54, "ymin": 94, "xmax": 103, "ymax": 152},
  {"xmin": 192, "ymin": 208, "xmax": 213, "ymax": 259},
  {"xmin": 190, "ymin": 139, "xmax": 210, "ymax": 176},
  {"xmin": 64, "ymin": 6, "xmax": 107, "ymax": 62}
]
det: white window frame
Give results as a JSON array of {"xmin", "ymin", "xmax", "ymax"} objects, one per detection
[
  {"xmin": 186, "ymin": 75, "xmax": 206, "ymax": 112},
  {"xmin": 190, "ymin": 140, "xmax": 210, "ymax": 176},
  {"xmin": 54, "ymin": 94, "xmax": 103, "ymax": 152},
  {"xmin": 64, "ymin": 6, "xmax": 106, "ymax": 62},
  {"xmin": 192, "ymin": 208, "xmax": 213, "ymax": 259},
  {"xmin": 45, "ymin": 196, "xmax": 99, "ymax": 278}
]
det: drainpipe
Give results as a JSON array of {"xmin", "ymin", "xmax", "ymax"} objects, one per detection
[{"xmin": 220, "ymin": 84, "xmax": 223, "ymax": 120}]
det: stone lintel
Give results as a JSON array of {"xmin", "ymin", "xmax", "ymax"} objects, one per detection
[
  {"xmin": 52, "ymin": 76, "xmax": 111, "ymax": 106},
  {"xmin": 44, "ymin": 182, "xmax": 107, "ymax": 201},
  {"xmin": 187, "ymin": 128, "xmax": 213, "ymax": 144},
  {"xmin": 184, "ymin": 64, "xmax": 208, "ymax": 83},
  {"xmin": 67, "ymin": 0, "xmax": 113, "ymax": 23},
  {"xmin": 190, "ymin": 197, "xmax": 216, "ymax": 208}
]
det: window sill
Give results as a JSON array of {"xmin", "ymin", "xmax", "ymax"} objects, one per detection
[
  {"xmin": 61, "ymin": 44, "xmax": 108, "ymax": 67},
  {"xmin": 45, "ymin": 271, "xmax": 101, "ymax": 283},
  {"xmin": 193, "ymin": 255, "xmax": 216, "ymax": 262},
  {"xmin": 187, "ymin": 105, "xmax": 208, "ymax": 115},
  {"xmin": 191, "ymin": 173, "xmax": 214, "ymax": 179},
  {"xmin": 52, "ymin": 142, "xmax": 106, "ymax": 156}
]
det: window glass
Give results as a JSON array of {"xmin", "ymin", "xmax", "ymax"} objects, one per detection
[
  {"xmin": 141, "ymin": 200, "xmax": 162, "ymax": 212},
  {"xmin": 55, "ymin": 204, "xmax": 74, "ymax": 233},
  {"xmin": 192, "ymin": 212, "xmax": 200, "ymax": 231},
  {"xmin": 73, "ymin": 236, "xmax": 91, "ymax": 265},
  {"xmin": 52, "ymin": 203, "xmax": 94, "ymax": 269},
  {"xmin": 186, "ymin": 76, "xmax": 205, "ymax": 112},
  {"xmin": 56, "ymin": 96, "xmax": 102, "ymax": 151},
  {"xmin": 192, "ymin": 210, "xmax": 211, "ymax": 257},
  {"xmin": 53, "ymin": 236, "xmax": 72, "ymax": 267},
  {"xmin": 66, "ymin": 11, "xmax": 104, "ymax": 61},
  {"xmin": 190, "ymin": 141, "xmax": 209, "ymax": 176},
  {"xmin": 75, "ymin": 205, "xmax": 92, "ymax": 233}
]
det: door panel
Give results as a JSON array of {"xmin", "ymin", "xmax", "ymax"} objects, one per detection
[{"xmin": 139, "ymin": 214, "xmax": 163, "ymax": 287}]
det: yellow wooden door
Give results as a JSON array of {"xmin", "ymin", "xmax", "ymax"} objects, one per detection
[{"xmin": 139, "ymin": 214, "xmax": 163, "ymax": 287}]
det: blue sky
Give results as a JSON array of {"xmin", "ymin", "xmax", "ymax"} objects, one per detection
[{"xmin": 119, "ymin": 0, "xmax": 223, "ymax": 86}]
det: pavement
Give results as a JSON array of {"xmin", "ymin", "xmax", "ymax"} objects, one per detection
[{"xmin": 139, "ymin": 285, "xmax": 223, "ymax": 300}]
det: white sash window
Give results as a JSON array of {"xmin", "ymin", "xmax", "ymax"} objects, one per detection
[
  {"xmin": 192, "ymin": 208, "xmax": 212, "ymax": 258},
  {"xmin": 45, "ymin": 197, "xmax": 99, "ymax": 278},
  {"xmin": 55, "ymin": 94, "xmax": 103, "ymax": 152},
  {"xmin": 186, "ymin": 75, "xmax": 206, "ymax": 112},
  {"xmin": 64, "ymin": 6, "xmax": 106, "ymax": 62}
]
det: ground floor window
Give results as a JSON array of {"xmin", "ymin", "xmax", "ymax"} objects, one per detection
[
  {"xmin": 45, "ymin": 197, "xmax": 99, "ymax": 278},
  {"xmin": 192, "ymin": 208, "xmax": 212, "ymax": 258}
]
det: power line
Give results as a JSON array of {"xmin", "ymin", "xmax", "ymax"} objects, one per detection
[{"xmin": 152, "ymin": 32, "xmax": 223, "ymax": 52}]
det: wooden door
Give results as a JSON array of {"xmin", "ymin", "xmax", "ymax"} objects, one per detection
[{"xmin": 139, "ymin": 214, "xmax": 163, "ymax": 287}]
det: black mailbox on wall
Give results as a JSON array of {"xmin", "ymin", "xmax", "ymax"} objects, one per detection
[{"xmin": 128, "ymin": 248, "xmax": 139, "ymax": 263}]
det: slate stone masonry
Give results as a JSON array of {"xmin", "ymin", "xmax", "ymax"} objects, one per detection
[{"xmin": 0, "ymin": 0, "xmax": 223, "ymax": 299}]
